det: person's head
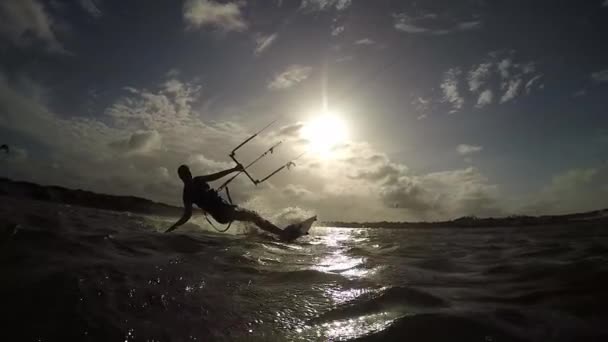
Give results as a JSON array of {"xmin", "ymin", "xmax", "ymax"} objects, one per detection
[{"xmin": 177, "ymin": 164, "xmax": 192, "ymax": 183}]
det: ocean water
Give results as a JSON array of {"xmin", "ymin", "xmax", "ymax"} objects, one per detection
[{"xmin": 1, "ymin": 197, "xmax": 608, "ymax": 341}]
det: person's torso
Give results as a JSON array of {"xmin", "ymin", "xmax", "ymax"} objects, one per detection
[{"xmin": 184, "ymin": 177, "xmax": 225, "ymax": 209}]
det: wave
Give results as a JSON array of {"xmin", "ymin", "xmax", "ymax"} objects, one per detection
[
  {"xmin": 350, "ymin": 313, "xmax": 527, "ymax": 342},
  {"xmin": 309, "ymin": 286, "xmax": 449, "ymax": 324}
]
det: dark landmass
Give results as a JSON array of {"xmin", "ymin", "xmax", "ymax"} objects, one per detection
[
  {"xmin": 1, "ymin": 177, "xmax": 607, "ymax": 227},
  {"xmin": 323, "ymin": 210, "xmax": 608, "ymax": 229},
  {"xmin": 0, "ymin": 177, "xmax": 184, "ymax": 217}
]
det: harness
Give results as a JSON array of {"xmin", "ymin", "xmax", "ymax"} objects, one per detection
[{"xmin": 204, "ymin": 187, "xmax": 234, "ymax": 233}]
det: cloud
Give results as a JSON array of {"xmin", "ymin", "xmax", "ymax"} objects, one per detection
[
  {"xmin": 591, "ymin": 69, "xmax": 608, "ymax": 82},
  {"xmin": 0, "ymin": 0, "xmax": 66, "ymax": 53},
  {"xmin": 500, "ymin": 78, "xmax": 522, "ymax": 103},
  {"xmin": 107, "ymin": 78, "xmax": 202, "ymax": 130},
  {"xmin": 300, "ymin": 0, "xmax": 352, "ymax": 11},
  {"xmin": 254, "ymin": 32, "xmax": 277, "ymax": 56},
  {"xmin": 476, "ymin": 89, "xmax": 493, "ymax": 108},
  {"xmin": 268, "ymin": 65, "xmax": 313, "ymax": 90},
  {"xmin": 282, "ymin": 184, "xmax": 318, "ymax": 202},
  {"xmin": 440, "ymin": 52, "xmax": 542, "ymax": 111},
  {"xmin": 0, "ymin": 67, "xmax": 508, "ymax": 222},
  {"xmin": 456, "ymin": 21, "xmax": 481, "ymax": 31},
  {"xmin": 467, "ymin": 63, "xmax": 492, "ymax": 92},
  {"xmin": 331, "ymin": 25, "xmax": 344, "ymax": 36},
  {"xmin": 525, "ymin": 75, "xmax": 542, "ymax": 94},
  {"xmin": 394, "ymin": 13, "xmax": 481, "ymax": 35},
  {"xmin": 0, "ymin": 70, "xmax": 258, "ymax": 206},
  {"xmin": 80, "ymin": 0, "xmax": 102, "ymax": 18},
  {"xmin": 440, "ymin": 68, "xmax": 464, "ymax": 113},
  {"xmin": 379, "ymin": 167, "xmax": 502, "ymax": 219},
  {"xmin": 603, "ymin": 0, "xmax": 608, "ymax": 7},
  {"xmin": 457, "ymin": 144, "xmax": 483, "ymax": 155},
  {"xmin": 109, "ymin": 130, "xmax": 162, "ymax": 155},
  {"xmin": 276, "ymin": 123, "xmax": 304, "ymax": 138},
  {"xmin": 183, "ymin": 0, "xmax": 247, "ymax": 32},
  {"xmin": 412, "ymin": 96, "xmax": 431, "ymax": 119},
  {"xmin": 355, "ymin": 38, "xmax": 375, "ymax": 45},
  {"xmin": 497, "ymin": 58, "xmax": 512, "ymax": 79},
  {"xmin": 523, "ymin": 166, "xmax": 608, "ymax": 215}
]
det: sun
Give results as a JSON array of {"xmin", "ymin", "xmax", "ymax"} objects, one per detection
[{"xmin": 300, "ymin": 110, "xmax": 349, "ymax": 159}]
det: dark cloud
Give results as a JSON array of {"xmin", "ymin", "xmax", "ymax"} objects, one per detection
[{"xmin": 0, "ymin": 0, "xmax": 66, "ymax": 53}]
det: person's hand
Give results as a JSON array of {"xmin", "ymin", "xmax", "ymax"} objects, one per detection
[{"xmin": 234, "ymin": 163, "xmax": 245, "ymax": 172}]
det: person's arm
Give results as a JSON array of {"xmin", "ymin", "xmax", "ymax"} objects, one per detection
[
  {"xmin": 198, "ymin": 165, "xmax": 242, "ymax": 182},
  {"xmin": 165, "ymin": 201, "xmax": 193, "ymax": 233}
]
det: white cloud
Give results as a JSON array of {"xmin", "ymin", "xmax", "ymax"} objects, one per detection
[
  {"xmin": 268, "ymin": 65, "xmax": 313, "ymax": 90},
  {"xmin": 183, "ymin": 0, "xmax": 247, "ymax": 32},
  {"xmin": 254, "ymin": 33, "xmax": 277, "ymax": 56},
  {"xmin": 394, "ymin": 13, "xmax": 481, "ymax": 35},
  {"xmin": 525, "ymin": 75, "xmax": 542, "ymax": 94},
  {"xmin": 468, "ymin": 62, "xmax": 492, "ymax": 92},
  {"xmin": 335, "ymin": 55, "xmax": 354, "ymax": 63},
  {"xmin": 498, "ymin": 58, "xmax": 512, "ymax": 79},
  {"xmin": 300, "ymin": 0, "xmax": 352, "ymax": 11},
  {"xmin": 110, "ymin": 130, "xmax": 162, "ymax": 155},
  {"xmin": 331, "ymin": 25, "xmax": 344, "ymax": 36},
  {"xmin": 0, "ymin": 0, "xmax": 66, "ymax": 53},
  {"xmin": 457, "ymin": 144, "xmax": 483, "ymax": 155},
  {"xmin": 80, "ymin": 0, "xmax": 102, "ymax": 18},
  {"xmin": 456, "ymin": 21, "xmax": 481, "ymax": 31},
  {"xmin": 440, "ymin": 68, "xmax": 464, "ymax": 113},
  {"xmin": 476, "ymin": 89, "xmax": 493, "ymax": 108},
  {"xmin": 394, "ymin": 24, "xmax": 430, "ymax": 34},
  {"xmin": 438, "ymin": 53, "xmax": 542, "ymax": 112},
  {"xmin": 524, "ymin": 166, "xmax": 608, "ymax": 215},
  {"xmin": 500, "ymin": 78, "xmax": 522, "ymax": 103},
  {"xmin": 355, "ymin": 38, "xmax": 375, "ymax": 45},
  {"xmin": 591, "ymin": 69, "xmax": 608, "ymax": 82}
]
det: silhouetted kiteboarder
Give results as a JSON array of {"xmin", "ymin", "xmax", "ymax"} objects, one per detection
[
  {"xmin": 165, "ymin": 164, "xmax": 315, "ymax": 241},
  {"xmin": 0, "ymin": 144, "xmax": 8, "ymax": 154},
  {"xmin": 165, "ymin": 119, "xmax": 315, "ymax": 241}
]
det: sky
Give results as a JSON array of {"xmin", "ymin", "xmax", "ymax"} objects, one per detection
[{"xmin": 1, "ymin": 0, "xmax": 608, "ymax": 222}]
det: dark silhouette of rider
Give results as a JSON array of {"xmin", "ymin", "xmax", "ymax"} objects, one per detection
[{"xmin": 165, "ymin": 164, "xmax": 293, "ymax": 238}]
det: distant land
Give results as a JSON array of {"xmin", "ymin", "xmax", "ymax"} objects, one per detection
[
  {"xmin": 0, "ymin": 177, "xmax": 184, "ymax": 217},
  {"xmin": 1, "ymin": 177, "xmax": 607, "ymax": 228}
]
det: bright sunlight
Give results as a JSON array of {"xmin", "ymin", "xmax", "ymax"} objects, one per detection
[{"xmin": 300, "ymin": 110, "xmax": 349, "ymax": 159}]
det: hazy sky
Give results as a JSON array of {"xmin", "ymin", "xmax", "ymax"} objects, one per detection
[{"xmin": 1, "ymin": 0, "xmax": 608, "ymax": 221}]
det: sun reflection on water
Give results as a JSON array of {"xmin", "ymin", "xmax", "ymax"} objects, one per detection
[
  {"xmin": 310, "ymin": 227, "xmax": 373, "ymax": 278},
  {"xmin": 295, "ymin": 312, "xmax": 401, "ymax": 341}
]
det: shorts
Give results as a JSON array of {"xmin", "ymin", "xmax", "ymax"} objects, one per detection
[{"xmin": 198, "ymin": 200, "xmax": 237, "ymax": 224}]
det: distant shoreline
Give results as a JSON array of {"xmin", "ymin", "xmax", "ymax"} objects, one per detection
[
  {"xmin": 0, "ymin": 177, "xmax": 184, "ymax": 218},
  {"xmin": 1, "ymin": 177, "xmax": 607, "ymax": 228}
]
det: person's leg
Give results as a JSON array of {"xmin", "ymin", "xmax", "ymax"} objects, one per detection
[{"xmin": 230, "ymin": 207, "xmax": 283, "ymax": 236}]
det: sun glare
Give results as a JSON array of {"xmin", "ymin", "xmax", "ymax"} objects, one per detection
[{"xmin": 300, "ymin": 111, "xmax": 349, "ymax": 159}]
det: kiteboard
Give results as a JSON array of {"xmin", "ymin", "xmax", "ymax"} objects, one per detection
[{"xmin": 280, "ymin": 215, "xmax": 317, "ymax": 242}]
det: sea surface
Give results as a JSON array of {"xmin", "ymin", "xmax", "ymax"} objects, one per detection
[{"xmin": 1, "ymin": 196, "xmax": 608, "ymax": 341}]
